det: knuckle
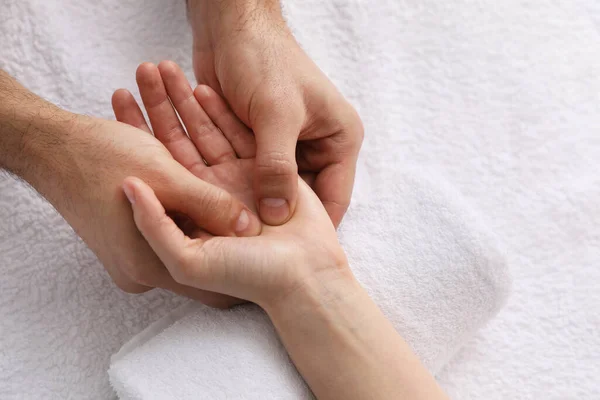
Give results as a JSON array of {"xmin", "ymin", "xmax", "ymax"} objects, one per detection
[
  {"xmin": 199, "ymin": 188, "xmax": 233, "ymax": 218},
  {"xmin": 155, "ymin": 213, "xmax": 176, "ymax": 232},
  {"xmin": 162, "ymin": 124, "xmax": 185, "ymax": 143},
  {"xmin": 194, "ymin": 122, "xmax": 218, "ymax": 139},
  {"xmin": 213, "ymin": 151, "xmax": 237, "ymax": 164},
  {"xmin": 170, "ymin": 243, "xmax": 207, "ymax": 286},
  {"xmin": 250, "ymin": 84, "xmax": 304, "ymax": 124},
  {"xmin": 138, "ymin": 211, "xmax": 168, "ymax": 237},
  {"xmin": 170, "ymin": 252, "xmax": 193, "ymax": 284},
  {"xmin": 256, "ymin": 151, "xmax": 297, "ymax": 179}
]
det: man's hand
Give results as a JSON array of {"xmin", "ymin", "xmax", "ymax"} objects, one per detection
[
  {"xmin": 0, "ymin": 70, "xmax": 261, "ymax": 307},
  {"xmin": 188, "ymin": 0, "xmax": 364, "ymax": 226},
  {"xmin": 113, "ymin": 62, "xmax": 257, "ymax": 213}
]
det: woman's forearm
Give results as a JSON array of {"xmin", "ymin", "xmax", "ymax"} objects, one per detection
[{"xmin": 263, "ymin": 271, "xmax": 448, "ymax": 400}]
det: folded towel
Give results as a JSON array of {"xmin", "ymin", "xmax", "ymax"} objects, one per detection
[{"xmin": 109, "ymin": 164, "xmax": 511, "ymax": 399}]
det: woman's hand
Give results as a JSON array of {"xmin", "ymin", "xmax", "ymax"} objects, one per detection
[{"xmin": 188, "ymin": 0, "xmax": 364, "ymax": 226}]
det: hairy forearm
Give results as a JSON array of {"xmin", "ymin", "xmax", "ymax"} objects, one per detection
[
  {"xmin": 188, "ymin": 0, "xmax": 285, "ymax": 43},
  {"xmin": 265, "ymin": 273, "xmax": 448, "ymax": 400},
  {"xmin": 0, "ymin": 70, "xmax": 74, "ymax": 200}
]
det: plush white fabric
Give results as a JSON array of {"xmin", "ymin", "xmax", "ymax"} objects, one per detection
[
  {"xmin": 108, "ymin": 165, "xmax": 509, "ymax": 399},
  {"xmin": 1, "ymin": 0, "xmax": 599, "ymax": 398}
]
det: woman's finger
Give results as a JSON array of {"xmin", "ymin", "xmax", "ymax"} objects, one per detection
[
  {"xmin": 123, "ymin": 176, "xmax": 262, "ymax": 302},
  {"xmin": 194, "ymin": 84, "xmax": 256, "ymax": 159},
  {"xmin": 122, "ymin": 177, "xmax": 196, "ymax": 272},
  {"xmin": 158, "ymin": 61, "xmax": 236, "ymax": 165},
  {"xmin": 122, "ymin": 178, "xmax": 244, "ymax": 308},
  {"xmin": 123, "ymin": 176, "xmax": 220, "ymax": 291},
  {"xmin": 123, "ymin": 176, "xmax": 261, "ymax": 297}
]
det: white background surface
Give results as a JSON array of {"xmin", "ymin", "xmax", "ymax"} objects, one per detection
[{"xmin": 0, "ymin": 0, "xmax": 599, "ymax": 398}]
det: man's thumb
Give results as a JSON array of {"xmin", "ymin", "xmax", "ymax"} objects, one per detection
[{"xmin": 254, "ymin": 123, "xmax": 299, "ymax": 225}]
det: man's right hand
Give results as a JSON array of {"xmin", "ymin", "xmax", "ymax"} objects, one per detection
[{"xmin": 0, "ymin": 70, "xmax": 261, "ymax": 307}]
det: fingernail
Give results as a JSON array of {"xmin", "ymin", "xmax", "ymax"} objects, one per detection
[
  {"xmin": 235, "ymin": 209, "xmax": 250, "ymax": 233},
  {"xmin": 123, "ymin": 183, "xmax": 136, "ymax": 205},
  {"xmin": 260, "ymin": 198, "xmax": 290, "ymax": 222}
]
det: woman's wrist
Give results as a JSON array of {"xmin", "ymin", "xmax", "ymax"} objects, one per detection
[
  {"xmin": 262, "ymin": 267, "xmax": 362, "ymax": 322},
  {"xmin": 263, "ymin": 265, "xmax": 447, "ymax": 400},
  {"xmin": 261, "ymin": 268, "xmax": 388, "ymax": 399}
]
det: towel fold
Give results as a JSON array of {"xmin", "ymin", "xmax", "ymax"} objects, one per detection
[{"xmin": 109, "ymin": 164, "xmax": 511, "ymax": 399}]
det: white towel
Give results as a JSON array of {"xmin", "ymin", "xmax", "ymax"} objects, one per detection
[
  {"xmin": 108, "ymin": 164, "xmax": 510, "ymax": 399},
  {"xmin": 2, "ymin": 0, "xmax": 599, "ymax": 398}
]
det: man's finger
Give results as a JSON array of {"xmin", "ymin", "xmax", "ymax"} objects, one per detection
[
  {"xmin": 136, "ymin": 62, "xmax": 206, "ymax": 174},
  {"xmin": 158, "ymin": 61, "xmax": 236, "ymax": 165},
  {"xmin": 111, "ymin": 89, "xmax": 152, "ymax": 134},
  {"xmin": 254, "ymin": 120, "xmax": 300, "ymax": 225},
  {"xmin": 194, "ymin": 85, "xmax": 256, "ymax": 159},
  {"xmin": 311, "ymin": 162, "xmax": 356, "ymax": 228}
]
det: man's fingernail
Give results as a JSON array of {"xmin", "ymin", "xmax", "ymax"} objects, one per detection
[
  {"xmin": 260, "ymin": 198, "xmax": 290, "ymax": 222},
  {"xmin": 123, "ymin": 184, "xmax": 136, "ymax": 205},
  {"xmin": 235, "ymin": 209, "xmax": 250, "ymax": 233}
]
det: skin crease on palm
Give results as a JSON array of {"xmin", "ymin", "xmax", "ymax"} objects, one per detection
[{"xmin": 112, "ymin": 61, "xmax": 344, "ymax": 303}]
